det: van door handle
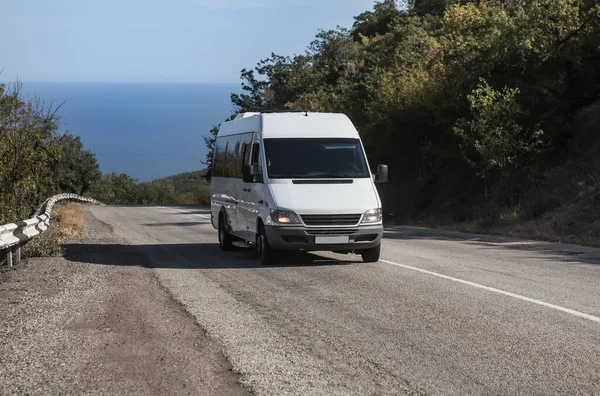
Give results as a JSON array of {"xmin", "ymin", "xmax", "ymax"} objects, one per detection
[{"xmin": 243, "ymin": 188, "xmax": 249, "ymax": 192}]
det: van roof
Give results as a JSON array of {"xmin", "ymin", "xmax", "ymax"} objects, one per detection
[{"xmin": 217, "ymin": 112, "xmax": 360, "ymax": 139}]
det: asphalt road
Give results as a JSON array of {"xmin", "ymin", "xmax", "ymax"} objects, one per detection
[{"xmin": 83, "ymin": 205, "xmax": 600, "ymax": 395}]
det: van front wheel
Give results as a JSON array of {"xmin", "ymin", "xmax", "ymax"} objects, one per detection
[
  {"xmin": 218, "ymin": 215, "xmax": 233, "ymax": 251},
  {"xmin": 361, "ymin": 244, "xmax": 381, "ymax": 263},
  {"xmin": 256, "ymin": 224, "xmax": 275, "ymax": 265}
]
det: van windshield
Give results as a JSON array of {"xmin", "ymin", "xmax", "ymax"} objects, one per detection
[{"xmin": 264, "ymin": 138, "xmax": 370, "ymax": 179}]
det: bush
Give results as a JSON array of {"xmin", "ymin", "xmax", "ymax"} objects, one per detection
[
  {"xmin": 196, "ymin": 185, "xmax": 211, "ymax": 205},
  {"xmin": 88, "ymin": 172, "xmax": 140, "ymax": 204},
  {"xmin": 520, "ymin": 191, "xmax": 563, "ymax": 220}
]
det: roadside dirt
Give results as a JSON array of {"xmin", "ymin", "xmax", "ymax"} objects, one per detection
[{"xmin": 0, "ymin": 208, "xmax": 250, "ymax": 395}]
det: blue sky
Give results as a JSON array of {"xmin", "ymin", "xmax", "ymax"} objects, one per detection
[{"xmin": 1, "ymin": 0, "xmax": 378, "ymax": 83}]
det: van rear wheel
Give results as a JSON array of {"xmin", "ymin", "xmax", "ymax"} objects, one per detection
[
  {"xmin": 218, "ymin": 215, "xmax": 233, "ymax": 251},
  {"xmin": 361, "ymin": 244, "xmax": 381, "ymax": 263},
  {"xmin": 256, "ymin": 224, "xmax": 275, "ymax": 265}
]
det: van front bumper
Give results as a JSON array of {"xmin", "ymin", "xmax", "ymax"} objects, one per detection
[{"xmin": 264, "ymin": 224, "xmax": 383, "ymax": 251}]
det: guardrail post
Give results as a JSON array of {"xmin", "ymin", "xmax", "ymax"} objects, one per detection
[
  {"xmin": 14, "ymin": 245, "xmax": 21, "ymax": 265},
  {"xmin": 6, "ymin": 248, "xmax": 13, "ymax": 267}
]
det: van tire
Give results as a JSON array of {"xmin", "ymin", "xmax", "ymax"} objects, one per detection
[
  {"xmin": 256, "ymin": 224, "xmax": 275, "ymax": 265},
  {"xmin": 361, "ymin": 244, "xmax": 381, "ymax": 263},
  {"xmin": 218, "ymin": 214, "xmax": 233, "ymax": 251}
]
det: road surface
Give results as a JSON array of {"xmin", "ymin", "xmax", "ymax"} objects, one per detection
[{"xmin": 74, "ymin": 205, "xmax": 600, "ymax": 394}]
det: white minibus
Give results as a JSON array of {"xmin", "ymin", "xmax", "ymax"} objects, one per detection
[{"xmin": 210, "ymin": 112, "xmax": 388, "ymax": 265}]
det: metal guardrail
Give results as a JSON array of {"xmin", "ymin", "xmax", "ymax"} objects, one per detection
[{"xmin": 0, "ymin": 194, "xmax": 101, "ymax": 267}]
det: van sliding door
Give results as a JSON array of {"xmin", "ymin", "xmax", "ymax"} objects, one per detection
[
  {"xmin": 241, "ymin": 139, "xmax": 264, "ymax": 240},
  {"xmin": 216, "ymin": 132, "xmax": 251, "ymax": 238}
]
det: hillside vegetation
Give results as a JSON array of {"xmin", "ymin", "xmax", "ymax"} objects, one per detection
[
  {"xmin": 88, "ymin": 170, "xmax": 210, "ymax": 206},
  {"xmin": 204, "ymin": 0, "xmax": 600, "ymax": 245},
  {"xmin": 0, "ymin": 80, "xmax": 209, "ymax": 227},
  {"xmin": 159, "ymin": 170, "xmax": 208, "ymax": 195},
  {"xmin": 0, "ymin": 82, "xmax": 101, "ymax": 224}
]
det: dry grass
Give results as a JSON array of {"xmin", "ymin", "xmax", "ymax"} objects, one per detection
[
  {"xmin": 53, "ymin": 203, "xmax": 85, "ymax": 237},
  {"xmin": 20, "ymin": 203, "xmax": 87, "ymax": 260},
  {"xmin": 175, "ymin": 186, "xmax": 211, "ymax": 205},
  {"xmin": 177, "ymin": 194, "xmax": 195, "ymax": 205}
]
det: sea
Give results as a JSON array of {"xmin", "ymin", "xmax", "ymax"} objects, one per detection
[{"xmin": 18, "ymin": 82, "xmax": 239, "ymax": 182}]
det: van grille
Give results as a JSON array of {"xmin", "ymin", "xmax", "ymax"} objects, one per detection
[
  {"xmin": 305, "ymin": 229, "xmax": 357, "ymax": 235},
  {"xmin": 300, "ymin": 214, "xmax": 361, "ymax": 226}
]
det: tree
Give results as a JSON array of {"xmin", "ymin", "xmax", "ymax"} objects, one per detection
[
  {"xmin": 0, "ymin": 81, "xmax": 62, "ymax": 223},
  {"xmin": 88, "ymin": 172, "xmax": 140, "ymax": 205},
  {"xmin": 138, "ymin": 180, "xmax": 176, "ymax": 205},
  {"xmin": 454, "ymin": 79, "xmax": 545, "ymax": 205},
  {"xmin": 54, "ymin": 134, "xmax": 101, "ymax": 195},
  {"xmin": 352, "ymin": 0, "xmax": 402, "ymax": 41},
  {"xmin": 203, "ymin": 0, "xmax": 600, "ymax": 222}
]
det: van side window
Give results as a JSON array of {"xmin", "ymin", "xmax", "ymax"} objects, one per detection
[
  {"xmin": 223, "ymin": 136, "xmax": 239, "ymax": 178},
  {"xmin": 212, "ymin": 137, "xmax": 227, "ymax": 178},
  {"xmin": 212, "ymin": 132, "xmax": 253, "ymax": 179}
]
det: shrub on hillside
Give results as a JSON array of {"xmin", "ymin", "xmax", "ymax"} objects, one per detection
[
  {"xmin": 196, "ymin": 185, "xmax": 211, "ymax": 205},
  {"xmin": 22, "ymin": 227, "xmax": 63, "ymax": 258}
]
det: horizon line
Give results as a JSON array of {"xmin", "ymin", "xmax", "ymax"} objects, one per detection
[{"xmin": 1, "ymin": 80, "xmax": 241, "ymax": 85}]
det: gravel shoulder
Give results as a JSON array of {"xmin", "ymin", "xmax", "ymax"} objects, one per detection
[{"xmin": 0, "ymin": 207, "xmax": 249, "ymax": 396}]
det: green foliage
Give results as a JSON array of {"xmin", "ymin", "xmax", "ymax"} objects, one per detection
[
  {"xmin": 22, "ymin": 226, "xmax": 62, "ymax": 258},
  {"xmin": 454, "ymin": 79, "xmax": 545, "ymax": 205},
  {"xmin": 0, "ymin": 82, "xmax": 61, "ymax": 223},
  {"xmin": 138, "ymin": 180, "xmax": 177, "ymax": 205},
  {"xmin": 88, "ymin": 170, "xmax": 211, "ymax": 206},
  {"xmin": 88, "ymin": 172, "xmax": 140, "ymax": 205},
  {"xmin": 151, "ymin": 170, "xmax": 211, "ymax": 204},
  {"xmin": 158, "ymin": 170, "xmax": 209, "ymax": 194},
  {"xmin": 55, "ymin": 134, "xmax": 101, "ymax": 195},
  {"xmin": 203, "ymin": 0, "xmax": 600, "ymax": 223},
  {"xmin": 203, "ymin": 124, "xmax": 220, "ymax": 169},
  {"xmin": 0, "ymin": 81, "xmax": 101, "ymax": 224}
]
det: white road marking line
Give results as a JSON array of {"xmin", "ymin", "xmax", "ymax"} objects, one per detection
[
  {"xmin": 380, "ymin": 259, "xmax": 600, "ymax": 323},
  {"xmin": 152, "ymin": 207, "xmax": 600, "ymax": 323},
  {"xmin": 159, "ymin": 206, "xmax": 212, "ymax": 221}
]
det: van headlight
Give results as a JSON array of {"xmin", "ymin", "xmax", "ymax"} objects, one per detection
[
  {"xmin": 362, "ymin": 208, "xmax": 382, "ymax": 224},
  {"xmin": 268, "ymin": 209, "xmax": 301, "ymax": 225}
]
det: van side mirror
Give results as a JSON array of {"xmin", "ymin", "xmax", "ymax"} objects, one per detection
[{"xmin": 375, "ymin": 164, "xmax": 388, "ymax": 183}]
